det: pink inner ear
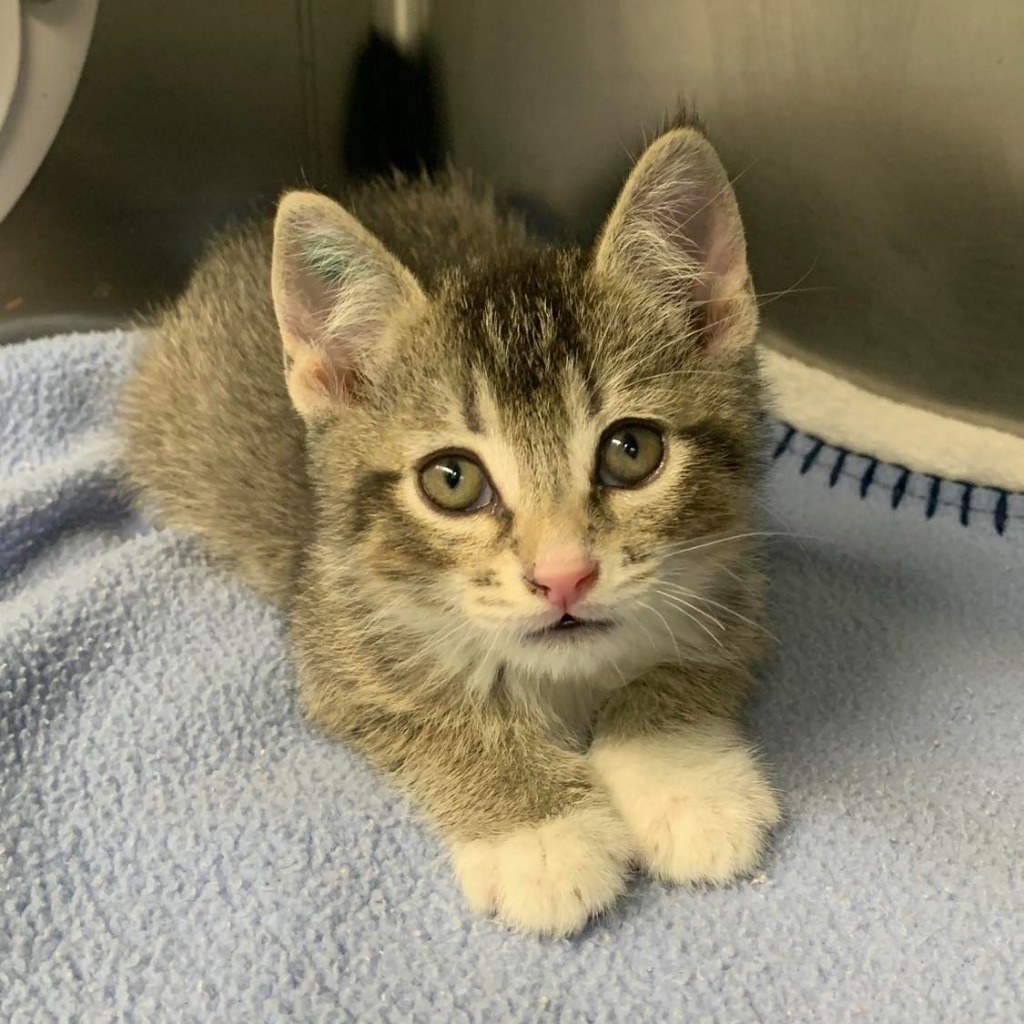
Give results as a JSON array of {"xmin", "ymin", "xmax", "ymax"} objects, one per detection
[
  {"xmin": 309, "ymin": 362, "xmax": 331, "ymax": 393},
  {"xmin": 690, "ymin": 235, "xmax": 748, "ymax": 352},
  {"xmin": 694, "ymin": 290, "xmax": 744, "ymax": 355},
  {"xmin": 278, "ymin": 260, "xmax": 339, "ymax": 347},
  {"xmin": 308, "ymin": 358, "xmax": 359, "ymax": 402},
  {"xmin": 276, "ymin": 254, "xmax": 367, "ymax": 408},
  {"xmin": 643, "ymin": 173, "xmax": 753, "ymax": 354},
  {"xmin": 272, "ymin": 192, "xmax": 427, "ymax": 419},
  {"xmin": 287, "ymin": 349, "xmax": 360, "ymax": 416}
]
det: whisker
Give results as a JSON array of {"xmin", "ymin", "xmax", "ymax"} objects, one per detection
[
  {"xmin": 607, "ymin": 658, "xmax": 628, "ymax": 686},
  {"xmin": 653, "ymin": 589, "xmax": 725, "ymax": 632},
  {"xmin": 709, "ymin": 559, "xmax": 746, "ymax": 586},
  {"xmin": 408, "ymin": 618, "xmax": 472, "ymax": 663},
  {"xmin": 656, "ymin": 581, "xmax": 775, "ymax": 640},
  {"xmin": 671, "ymin": 159, "xmax": 759, "ymax": 240},
  {"xmin": 623, "ymin": 367, "xmax": 756, "ymax": 388},
  {"xmin": 646, "ymin": 595, "xmax": 722, "ymax": 649},
  {"xmin": 755, "ymin": 256, "xmax": 823, "ymax": 310},
  {"xmin": 636, "ymin": 600, "xmax": 684, "ymax": 663},
  {"xmin": 686, "ymin": 284, "xmax": 830, "ymax": 306},
  {"xmin": 658, "ymin": 529, "xmax": 808, "ymax": 560},
  {"xmin": 350, "ymin": 596, "xmax": 410, "ymax": 642},
  {"xmin": 621, "ymin": 606, "xmax": 658, "ymax": 654}
]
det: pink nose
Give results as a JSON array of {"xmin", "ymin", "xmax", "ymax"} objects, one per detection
[{"xmin": 529, "ymin": 557, "xmax": 599, "ymax": 611}]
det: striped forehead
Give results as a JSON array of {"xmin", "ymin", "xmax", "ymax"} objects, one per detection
[
  {"xmin": 435, "ymin": 248, "xmax": 608, "ymax": 507},
  {"xmin": 463, "ymin": 365, "xmax": 597, "ymax": 513},
  {"xmin": 446, "ymin": 252, "xmax": 600, "ymax": 407}
]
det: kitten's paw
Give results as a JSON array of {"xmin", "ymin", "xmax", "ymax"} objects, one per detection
[
  {"xmin": 591, "ymin": 724, "xmax": 780, "ymax": 885},
  {"xmin": 450, "ymin": 803, "xmax": 633, "ymax": 937}
]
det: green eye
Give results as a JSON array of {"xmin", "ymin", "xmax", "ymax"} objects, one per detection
[
  {"xmin": 598, "ymin": 421, "xmax": 664, "ymax": 488},
  {"xmin": 419, "ymin": 453, "xmax": 493, "ymax": 512}
]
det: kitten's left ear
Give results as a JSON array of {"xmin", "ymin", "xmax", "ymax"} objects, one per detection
[
  {"xmin": 272, "ymin": 191, "xmax": 425, "ymax": 421},
  {"xmin": 593, "ymin": 128, "xmax": 757, "ymax": 355}
]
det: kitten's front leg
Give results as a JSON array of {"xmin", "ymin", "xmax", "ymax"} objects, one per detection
[
  {"xmin": 450, "ymin": 799, "xmax": 632, "ymax": 938},
  {"xmin": 328, "ymin": 695, "xmax": 634, "ymax": 937},
  {"xmin": 590, "ymin": 667, "xmax": 780, "ymax": 885}
]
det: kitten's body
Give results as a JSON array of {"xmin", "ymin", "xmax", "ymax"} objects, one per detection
[{"xmin": 122, "ymin": 130, "xmax": 780, "ymax": 937}]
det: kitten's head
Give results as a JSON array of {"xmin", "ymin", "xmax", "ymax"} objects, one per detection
[{"xmin": 272, "ymin": 128, "xmax": 764, "ymax": 690}]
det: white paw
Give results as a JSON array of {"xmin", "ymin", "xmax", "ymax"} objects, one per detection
[
  {"xmin": 591, "ymin": 724, "xmax": 780, "ymax": 885},
  {"xmin": 450, "ymin": 803, "xmax": 634, "ymax": 937}
]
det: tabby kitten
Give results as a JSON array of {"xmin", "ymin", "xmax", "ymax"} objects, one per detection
[{"xmin": 121, "ymin": 125, "xmax": 780, "ymax": 937}]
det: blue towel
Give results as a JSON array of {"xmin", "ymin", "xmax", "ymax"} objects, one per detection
[{"xmin": 2, "ymin": 331, "xmax": 1022, "ymax": 1023}]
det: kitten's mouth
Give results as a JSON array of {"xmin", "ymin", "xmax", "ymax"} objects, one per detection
[{"xmin": 527, "ymin": 614, "xmax": 615, "ymax": 642}]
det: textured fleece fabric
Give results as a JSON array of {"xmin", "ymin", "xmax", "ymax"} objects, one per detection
[{"xmin": 1, "ymin": 331, "xmax": 1022, "ymax": 1023}]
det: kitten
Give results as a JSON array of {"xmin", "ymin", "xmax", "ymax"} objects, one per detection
[{"xmin": 120, "ymin": 125, "xmax": 780, "ymax": 937}]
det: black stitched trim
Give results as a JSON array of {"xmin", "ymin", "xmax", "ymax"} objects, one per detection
[
  {"xmin": 773, "ymin": 425, "xmax": 796, "ymax": 460},
  {"xmin": 800, "ymin": 439, "xmax": 824, "ymax": 475},
  {"xmin": 925, "ymin": 476, "xmax": 941, "ymax": 519},
  {"xmin": 890, "ymin": 467, "xmax": 911, "ymax": 509},
  {"xmin": 859, "ymin": 459, "xmax": 878, "ymax": 499},
  {"xmin": 995, "ymin": 491, "xmax": 1009, "ymax": 536},
  {"xmin": 828, "ymin": 449, "xmax": 848, "ymax": 488},
  {"xmin": 771, "ymin": 421, "xmax": 1022, "ymax": 537},
  {"xmin": 959, "ymin": 484, "xmax": 973, "ymax": 528}
]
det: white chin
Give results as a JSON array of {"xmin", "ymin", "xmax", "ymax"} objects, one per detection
[{"xmin": 509, "ymin": 626, "xmax": 632, "ymax": 681}]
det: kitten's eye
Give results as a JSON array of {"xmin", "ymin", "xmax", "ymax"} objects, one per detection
[
  {"xmin": 598, "ymin": 421, "xmax": 664, "ymax": 488},
  {"xmin": 419, "ymin": 453, "xmax": 493, "ymax": 512}
]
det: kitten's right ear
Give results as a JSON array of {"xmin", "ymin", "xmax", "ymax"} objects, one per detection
[
  {"xmin": 272, "ymin": 191, "xmax": 425, "ymax": 421},
  {"xmin": 592, "ymin": 127, "xmax": 757, "ymax": 356}
]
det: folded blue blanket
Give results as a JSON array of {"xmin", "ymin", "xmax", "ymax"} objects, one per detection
[{"xmin": 2, "ymin": 331, "xmax": 1022, "ymax": 1023}]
